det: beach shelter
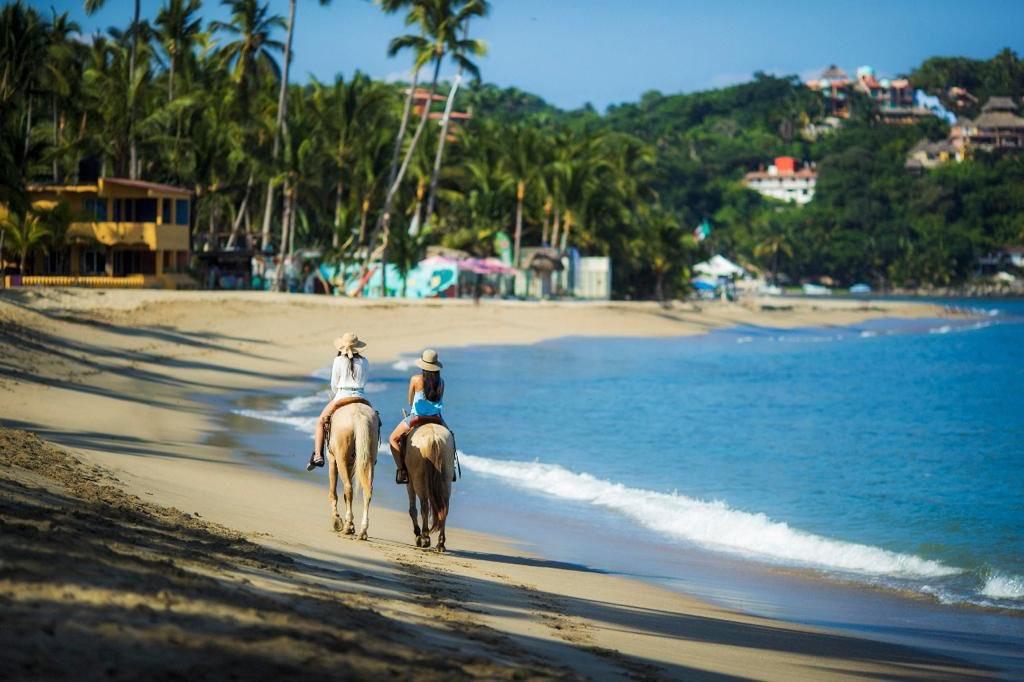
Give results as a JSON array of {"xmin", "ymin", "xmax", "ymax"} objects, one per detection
[{"xmin": 693, "ymin": 255, "xmax": 746, "ymax": 279}]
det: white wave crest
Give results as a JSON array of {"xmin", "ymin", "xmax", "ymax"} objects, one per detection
[
  {"xmin": 458, "ymin": 453, "xmax": 959, "ymax": 579},
  {"xmin": 981, "ymin": 573, "xmax": 1024, "ymax": 600},
  {"xmin": 284, "ymin": 394, "xmax": 326, "ymax": 412},
  {"xmin": 234, "ymin": 408, "xmax": 317, "ymax": 434}
]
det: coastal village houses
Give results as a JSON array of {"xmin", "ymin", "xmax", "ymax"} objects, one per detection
[
  {"xmin": 2, "ymin": 177, "xmax": 194, "ymax": 288},
  {"xmin": 743, "ymin": 156, "xmax": 817, "ymax": 205},
  {"xmin": 805, "ymin": 65, "xmax": 936, "ymax": 125},
  {"xmin": 950, "ymin": 97, "xmax": 1024, "ymax": 152},
  {"xmin": 908, "ymin": 96, "xmax": 1024, "ymax": 171}
]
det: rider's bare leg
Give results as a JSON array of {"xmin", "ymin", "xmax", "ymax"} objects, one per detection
[{"xmin": 389, "ymin": 420, "xmax": 411, "ymax": 481}]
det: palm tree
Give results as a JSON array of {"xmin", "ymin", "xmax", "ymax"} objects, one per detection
[
  {"xmin": 367, "ymin": 0, "xmax": 487, "ymax": 290},
  {"xmin": 211, "ymin": 0, "xmax": 284, "ymax": 105},
  {"xmin": 1, "ymin": 210, "xmax": 50, "ymax": 273},
  {"xmin": 257, "ymin": 0, "xmax": 332, "ymax": 254},
  {"xmin": 85, "ymin": 0, "xmax": 145, "ymax": 178},
  {"xmin": 753, "ymin": 215, "xmax": 794, "ymax": 285},
  {"xmin": 155, "ymin": 0, "xmax": 202, "ymax": 103},
  {"xmin": 42, "ymin": 10, "xmax": 83, "ymax": 182},
  {"xmin": 422, "ymin": 0, "xmax": 488, "ymax": 228},
  {"xmin": 308, "ymin": 73, "xmax": 396, "ymax": 249}
]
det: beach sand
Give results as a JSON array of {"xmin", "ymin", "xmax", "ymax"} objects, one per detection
[{"xmin": 0, "ymin": 289, "xmax": 994, "ymax": 680}]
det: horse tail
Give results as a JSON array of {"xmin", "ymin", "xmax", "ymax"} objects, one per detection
[
  {"xmin": 353, "ymin": 408, "xmax": 374, "ymax": 489},
  {"xmin": 424, "ymin": 429, "xmax": 450, "ymax": 533}
]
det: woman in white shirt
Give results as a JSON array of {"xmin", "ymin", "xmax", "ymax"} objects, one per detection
[{"xmin": 307, "ymin": 332, "xmax": 370, "ymax": 470}]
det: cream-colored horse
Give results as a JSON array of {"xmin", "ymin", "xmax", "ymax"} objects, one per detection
[
  {"xmin": 327, "ymin": 403, "xmax": 379, "ymax": 540},
  {"xmin": 405, "ymin": 423, "xmax": 456, "ymax": 552}
]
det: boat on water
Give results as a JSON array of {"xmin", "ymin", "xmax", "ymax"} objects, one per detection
[{"xmin": 849, "ymin": 283, "xmax": 872, "ymax": 295}]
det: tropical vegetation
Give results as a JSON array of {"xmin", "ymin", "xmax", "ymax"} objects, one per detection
[{"xmin": 2, "ymin": 0, "xmax": 1023, "ymax": 297}]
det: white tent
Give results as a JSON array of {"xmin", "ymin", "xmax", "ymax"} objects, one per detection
[{"xmin": 693, "ymin": 254, "xmax": 746, "ymax": 279}]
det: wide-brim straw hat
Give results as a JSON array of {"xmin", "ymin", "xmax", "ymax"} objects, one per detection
[
  {"xmin": 415, "ymin": 349, "xmax": 443, "ymax": 371},
  {"xmin": 334, "ymin": 332, "xmax": 367, "ymax": 356}
]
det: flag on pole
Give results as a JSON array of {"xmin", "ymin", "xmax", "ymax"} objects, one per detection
[{"xmin": 693, "ymin": 218, "xmax": 712, "ymax": 242}]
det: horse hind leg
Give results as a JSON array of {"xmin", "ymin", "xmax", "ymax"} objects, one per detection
[
  {"xmin": 342, "ymin": 461, "xmax": 356, "ymax": 535},
  {"xmin": 328, "ymin": 453, "xmax": 343, "ymax": 532},
  {"xmin": 356, "ymin": 458, "xmax": 373, "ymax": 541},
  {"xmin": 408, "ymin": 484, "xmax": 422, "ymax": 545},
  {"xmin": 418, "ymin": 493, "xmax": 431, "ymax": 548}
]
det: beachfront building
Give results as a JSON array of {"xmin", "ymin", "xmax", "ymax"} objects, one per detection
[
  {"xmin": 950, "ymin": 97, "xmax": 1024, "ymax": 153},
  {"xmin": 743, "ymin": 157, "xmax": 817, "ymax": 205},
  {"xmin": 10, "ymin": 177, "xmax": 194, "ymax": 288}
]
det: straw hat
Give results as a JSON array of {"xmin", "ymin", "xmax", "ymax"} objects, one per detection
[
  {"xmin": 415, "ymin": 349, "xmax": 443, "ymax": 371},
  {"xmin": 334, "ymin": 332, "xmax": 367, "ymax": 357}
]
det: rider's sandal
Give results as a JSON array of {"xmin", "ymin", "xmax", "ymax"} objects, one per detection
[
  {"xmin": 395, "ymin": 467, "xmax": 409, "ymax": 484},
  {"xmin": 306, "ymin": 451, "xmax": 324, "ymax": 471}
]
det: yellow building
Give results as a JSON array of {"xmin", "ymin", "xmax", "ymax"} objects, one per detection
[{"xmin": 18, "ymin": 177, "xmax": 195, "ymax": 288}]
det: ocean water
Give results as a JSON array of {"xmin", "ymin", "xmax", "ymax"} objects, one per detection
[{"xmin": 229, "ymin": 299, "xmax": 1024, "ymax": 665}]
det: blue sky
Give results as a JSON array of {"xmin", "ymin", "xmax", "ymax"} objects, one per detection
[{"xmin": 33, "ymin": 0, "xmax": 1024, "ymax": 110}]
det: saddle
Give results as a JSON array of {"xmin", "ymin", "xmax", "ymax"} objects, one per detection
[{"xmin": 398, "ymin": 416, "xmax": 460, "ymax": 484}]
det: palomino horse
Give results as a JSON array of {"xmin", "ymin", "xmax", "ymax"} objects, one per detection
[
  {"xmin": 405, "ymin": 423, "xmax": 456, "ymax": 552},
  {"xmin": 327, "ymin": 402, "xmax": 379, "ymax": 540}
]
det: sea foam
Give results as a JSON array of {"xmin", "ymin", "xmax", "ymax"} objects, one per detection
[
  {"xmin": 458, "ymin": 452, "xmax": 959, "ymax": 579},
  {"xmin": 981, "ymin": 573, "xmax": 1024, "ymax": 600}
]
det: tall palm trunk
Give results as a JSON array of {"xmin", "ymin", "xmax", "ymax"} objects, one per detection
[
  {"xmin": 128, "ymin": 0, "xmax": 140, "ymax": 179},
  {"xmin": 51, "ymin": 98, "xmax": 58, "ymax": 181},
  {"xmin": 387, "ymin": 65, "xmax": 420, "ymax": 189},
  {"xmin": 226, "ymin": 173, "xmax": 253, "ymax": 249},
  {"xmin": 513, "ymin": 181, "xmax": 524, "ymax": 267},
  {"xmin": 550, "ymin": 207, "xmax": 561, "ymax": 249},
  {"xmin": 275, "ymin": 181, "xmax": 292, "ymax": 291},
  {"xmin": 288, "ymin": 185, "xmax": 298, "ymax": 255},
  {"xmin": 260, "ymin": 0, "xmax": 296, "ymax": 251},
  {"xmin": 168, "ymin": 50, "xmax": 175, "ymax": 102},
  {"xmin": 365, "ymin": 55, "xmax": 443, "ymax": 293},
  {"xmin": 423, "ymin": 72, "xmax": 462, "ymax": 227},
  {"xmin": 24, "ymin": 95, "xmax": 32, "ymax": 158},
  {"xmin": 332, "ymin": 180, "xmax": 343, "ymax": 249}
]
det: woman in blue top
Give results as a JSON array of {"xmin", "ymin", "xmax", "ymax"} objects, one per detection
[{"xmin": 389, "ymin": 349, "xmax": 444, "ymax": 484}]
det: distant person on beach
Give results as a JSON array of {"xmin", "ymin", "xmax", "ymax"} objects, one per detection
[
  {"xmin": 307, "ymin": 333, "xmax": 370, "ymax": 471},
  {"xmin": 388, "ymin": 349, "xmax": 445, "ymax": 484}
]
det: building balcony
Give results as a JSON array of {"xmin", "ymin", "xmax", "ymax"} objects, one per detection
[{"xmin": 67, "ymin": 221, "xmax": 190, "ymax": 251}]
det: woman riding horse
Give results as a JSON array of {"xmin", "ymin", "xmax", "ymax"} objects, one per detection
[
  {"xmin": 308, "ymin": 332, "xmax": 370, "ymax": 471},
  {"xmin": 389, "ymin": 349, "xmax": 445, "ymax": 484}
]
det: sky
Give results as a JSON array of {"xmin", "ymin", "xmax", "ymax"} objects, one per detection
[{"xmin": 30, "ymin": 0, "xmax": 1024, "ymax": 111}]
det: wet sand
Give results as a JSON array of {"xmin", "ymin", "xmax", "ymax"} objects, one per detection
[{"xmin": 0, "ymin": 288, "xmax": 995, "ymax": 679}]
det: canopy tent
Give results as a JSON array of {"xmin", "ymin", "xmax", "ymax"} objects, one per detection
[{"xmin": 693, "ymin": 255, "xmax": 747, "ymax": 279}]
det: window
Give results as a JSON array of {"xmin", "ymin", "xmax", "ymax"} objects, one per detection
[
  {"xmin": 161, "ymin": 198, "xmax": 171, "ymax": 224},
  {"xmin": 84, "ymin": 197, "xmax": 107, "ymax": 220},
  {"xmin": 175, "ymin": 199, "xmax": 190, "ymax": 226},
  {"xmin": 134, "ymin": 198, "xmax": 157, "ymax": 222},
  {"xmin": 112, "ymin": 198, "xmax": 122, "ymax": 222},
  {"xmin": 81, "ymin": 249, "xmax": 106, "ymax": 275}
]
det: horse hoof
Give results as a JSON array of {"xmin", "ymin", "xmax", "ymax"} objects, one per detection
[
  {"xmin": 421, "ymin": 537, "xmax": 431, "ymax": 549},
  {"xmin": 436, "ymin": 544, "xmax": 446, "ymax": 554},
  {"xmin": 344, "ymin": 524, "xmax": 355, "ymax": 536},
  {"xmin": 357, "ymin": 531, "xmax": 368, "ymax": 541},
  {"xmin": 414, "ymin": 537, "xmax": 423, "ymax": 547},
  {"xmin": 332, "ymin": 517, "xmax": 343, "ymax": 532}
]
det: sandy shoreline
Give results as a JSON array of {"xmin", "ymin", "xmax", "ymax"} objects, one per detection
[{"xmin": 0, "ymin": 289, "xmax": 996, "ymax": 679}]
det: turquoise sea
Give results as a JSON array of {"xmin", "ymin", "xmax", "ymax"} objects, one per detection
[{"xmin": 229, "ymin": 298, "xmax": 1024, "ymax": 671}]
